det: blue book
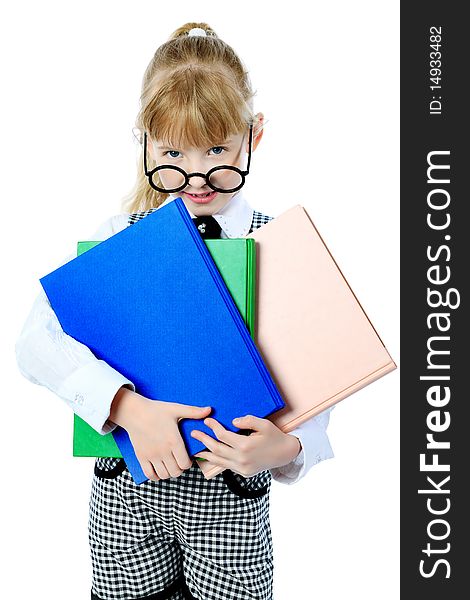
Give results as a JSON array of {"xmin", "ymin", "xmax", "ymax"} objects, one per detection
[{"xmin": 40, "ymin": 197, "xmax": 285, "ymax": 484}]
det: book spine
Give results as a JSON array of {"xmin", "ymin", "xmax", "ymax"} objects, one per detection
[
  {"xmin": 246, "ymin": 239, "xmax": 255, "ymax": 339},
  {"xmin": 275, "ymin": 360, "xmax": 398, "ymax": 432},
  {"xmin": 174, "ymin": 199, "xmax": 285, "ymax": 410}
]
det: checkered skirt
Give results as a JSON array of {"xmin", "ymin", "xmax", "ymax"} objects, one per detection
[{"xmin": 90, "ymin": 459, "xmax": 273, "ymax": 599}]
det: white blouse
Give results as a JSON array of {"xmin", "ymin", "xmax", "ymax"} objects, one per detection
[{"xmin": 15, "ymin": 192, "xmax": 334, "ymax": 485}]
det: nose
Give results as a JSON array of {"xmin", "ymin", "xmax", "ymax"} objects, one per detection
[
  {"xmin": 185, "ymin": 171, "xmax": 211, "ymax": 193},
  {"xmin": 187, "ymin": 172, "xmax": 207, "ymax": 187}
]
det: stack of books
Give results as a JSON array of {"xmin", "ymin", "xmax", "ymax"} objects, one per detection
[{"xmin": 40, "ymin": 197, "xmax": 396, "ymax": 484}]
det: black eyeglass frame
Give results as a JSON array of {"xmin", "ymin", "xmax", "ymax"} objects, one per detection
[{"xmin": 143, "ymin": 124, "xmax": 253, "ymax": 194}]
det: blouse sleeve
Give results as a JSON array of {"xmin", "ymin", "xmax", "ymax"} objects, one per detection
[
  {"xmin": 14, "ymin": 214, "xmax": 134, "ymax": 435},
  {"xmin": 269, "ymin": 406, "xmax": 334, "ymax": 485}
]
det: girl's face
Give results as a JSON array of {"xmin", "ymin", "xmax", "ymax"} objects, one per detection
[{"xmin": 148, "ymin": 116, "xmax": 263, "ymax": 216}]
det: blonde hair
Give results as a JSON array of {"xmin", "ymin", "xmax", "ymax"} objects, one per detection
[{"xmin": 121, "ymin": 22, "xmax": 260, "ymax": 214}]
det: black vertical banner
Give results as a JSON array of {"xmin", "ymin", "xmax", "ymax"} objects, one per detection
[{"xmin": 401, "ymin": 3, "xmax": 467, "ymax": 598}]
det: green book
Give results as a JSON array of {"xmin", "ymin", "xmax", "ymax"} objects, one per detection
[{"xmin": 73, "ymin": 238, "xmax": 256, "ymax": 458}]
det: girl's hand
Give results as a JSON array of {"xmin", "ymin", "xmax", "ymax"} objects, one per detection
[
  {"xmin": 191, "ymin": 416, "xmax": 301, "ymax": 477},
  {"xmin": 109, "ymin": 387, "xmax": 212, "ymax": 481}
]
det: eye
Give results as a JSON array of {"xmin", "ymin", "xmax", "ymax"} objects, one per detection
[
  {"xmin": 209, "ymin": 146, "xmax": 228, "ymax": 156},
  {"xmin": 163, "ymin": 150, "xmax": 181, "ymax": 159}
]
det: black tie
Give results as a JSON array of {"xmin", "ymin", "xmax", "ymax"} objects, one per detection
[{"xmin": 192, "ymin": 216, "xmax": 222, "ymax": 239}]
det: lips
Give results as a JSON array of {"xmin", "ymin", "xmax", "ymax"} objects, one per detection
[
  {"xmin": 186, "ymin": 191, "xmax": 213, "ymax": 198},
  {"xmin": 184, "ymin": 191, "xmax": 218, "ymax": 204}
]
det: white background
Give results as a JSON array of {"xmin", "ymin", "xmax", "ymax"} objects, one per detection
[{"xmin": 1, "ymin": 1, "xmax": 399, "ymax": 598}]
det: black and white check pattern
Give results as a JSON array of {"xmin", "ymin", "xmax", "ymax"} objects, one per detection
[
  {"xmin": 248, "ymin": 210, "xmax": 273, "ymax": 234},
  {"xmin": 89, "ymin": 207, "xmax": 275, "ymax": 599},
  {"xmin": 127, "ymin": 207, "xmax": 273, "ymax": 233},
  {"xmin": 127, "ymin": 207, "xmax": 159, "ymax": 225},
  {"xmin": 89, "ymin": 459, "xmax": 273, "ymax": 599}
]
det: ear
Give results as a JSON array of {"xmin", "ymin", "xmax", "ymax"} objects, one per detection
[{"xmin": 249, "ymin": 112, "xmax": 264, "ymax": 152}]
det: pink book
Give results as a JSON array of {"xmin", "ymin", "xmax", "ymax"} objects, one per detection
[{"xmin": 197, "ymin": 204, "xmax": 396, "ymax": 480}]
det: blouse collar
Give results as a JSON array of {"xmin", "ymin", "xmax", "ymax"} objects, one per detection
[{"xmin": 160, "ymin": 190, "xmax": 254, "ymax": 238}]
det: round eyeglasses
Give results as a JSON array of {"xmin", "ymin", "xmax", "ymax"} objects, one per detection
[{"xmin": 143, "ymin": 125, "xmax": 253, "ymax": 194}]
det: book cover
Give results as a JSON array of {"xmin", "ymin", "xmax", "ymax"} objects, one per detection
[{"xmin": 72, "ymin": 237, "xmax": 257, "ymax": 459}]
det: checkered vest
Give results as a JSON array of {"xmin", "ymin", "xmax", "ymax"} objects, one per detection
[{"xmin": 127, "ymin": 206, "xmax": 273, "ymax": 234}]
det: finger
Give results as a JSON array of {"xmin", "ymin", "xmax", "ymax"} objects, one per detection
[
  {"xmin": 151, "ymin": 459, "xmax": 170, "ymax": 480},
  {"xmin": 190, "ymin": 428, "xmax": 232, "ymax": 459},
  {"xmin": 172, "ymin": 443, "xmax": 194, "ymax": 472},
  {"xmin": 202, "ymin": 418, "xmax": 245, "ymax": 447},
  {"xmin": 194, "ymin": 451, "xmax": 226, "ymax": 468},
  {"xmin": 161, "ymin": 453, "xmax": 186, "ymax": 478},
  {"xmin": 142, "ymin": 460, "xmax": 160, "ymax": 482},
  {"xmin": 173, "ymin": 403, "xmax": 212, "ymax": 420},
  {"xmin": 232, "ymin": 415, "xmax": 266, "ymax": 431}
]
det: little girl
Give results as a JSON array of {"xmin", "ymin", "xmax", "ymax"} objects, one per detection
[{"xmin": 15, "ymin": 22, "xmax": 333, "ymax": 600}]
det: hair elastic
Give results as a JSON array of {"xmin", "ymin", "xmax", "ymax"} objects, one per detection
[{"xmin": 187, "ymin": 27, "xmax": 207, "ymax": 37}]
